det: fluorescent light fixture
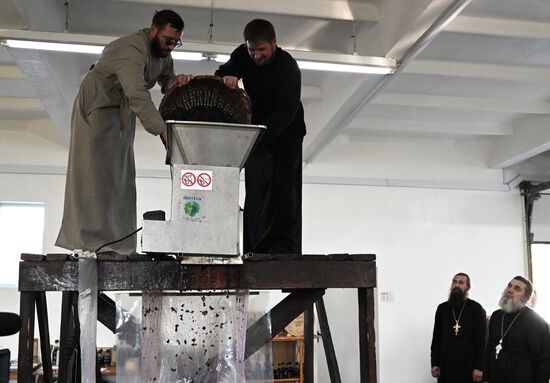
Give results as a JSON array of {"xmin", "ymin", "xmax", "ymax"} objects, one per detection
[
  {"xmin": 4, "ymin": 39, "xmax": 218, "ymax": 63},
  {"xmin": 171, "ymin": 51, "xmax": 203, "ymax": 61},
  {"xmin": 214, "ymin": 54, "xmax": 230, "ymax": 63},
  {"xmin": 298, "ymin": 60, "xmax": 394, "ymax": 75},
  {"xmin": 5, "ymin": 39, "xmax": 103, "ymax": 54},
  {"xmin": 1, "ymin": 31, "xmax": 397, "ymax": 74}
]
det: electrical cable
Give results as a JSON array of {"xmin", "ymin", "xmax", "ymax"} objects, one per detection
[{"xmin": 94, "ymin": 227, "xmax": 142, "ymax": 254}]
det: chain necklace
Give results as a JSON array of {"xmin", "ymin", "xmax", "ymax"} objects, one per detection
[
  {"xmin": 451, "ymin": 299, "xmax": 467, "ymax": 335},
  {"xmin": 495, "ymin": 308, "xmax": 525, "ymax": 359}
]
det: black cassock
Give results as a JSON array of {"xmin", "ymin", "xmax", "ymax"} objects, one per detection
[
  {"xmin": 216, "ymin": 44, "xmax": 306, "ymax": 254},
  {"xmin": 485, "ymin": 308, "xmax": 550, "ymax": 383},
  {"xmin": 431, "ymin": 299, "xmax": 487, "ymax": 383}
]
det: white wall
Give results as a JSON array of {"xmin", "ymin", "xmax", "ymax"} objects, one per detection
[
  {"xmin": 0, "ymin": 169, "xmax": 526, "ymax": 383},
  {"xmin": 302, "ymin": 184, "xmax": 525, "ymax": 383}
]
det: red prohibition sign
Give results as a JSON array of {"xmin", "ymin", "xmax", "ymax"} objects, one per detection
[
  {"xmin": 197, "ymin": 172, "xmax": 212, "ymax": 187},
  {"xmin": 182, "ymin": 172, "xmax": 196, "ymax": 187}
]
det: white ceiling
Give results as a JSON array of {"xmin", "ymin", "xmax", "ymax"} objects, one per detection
[{"xmin": 2, "ymin": 0, "xmax": 550, "ymax": 191}]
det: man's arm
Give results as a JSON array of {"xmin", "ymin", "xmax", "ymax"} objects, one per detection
[
  {"xmin": 157, "ymin": 59, "xmax": 193, "ymax": 93},
  {"xmin": 111, "ymin": 41, "xmax": 166, "ymax": 135},
  {"xmin": 430, "ymin": 306, "xmax": 442, "ymax": 378},
  {"xmin": 157, "ymin": 58, "xmax": 176, "ymax": 93},
  {"xmin": 215, "ymin": 46, "xmax": 244, "ymax": 81},
  {"xmin": 473, "ymin": 305, "xmax": 487, "ymax": 381},
  {"xmin": 260, "ymin": 58, "xmax": 302, "ymax": 146},
  {"xmin": 526, "ymin": 314, "xmax": 550, "ymax": 383},
  {"xmin": 483, "ymin": 313, "xmax": 497, "ymax": 383}
]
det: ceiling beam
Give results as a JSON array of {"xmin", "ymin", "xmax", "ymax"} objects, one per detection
[
  {"xmin": 9, "ymin": 0, "xmax": 81, "ymax": 146},
  {"xmin": 7, "ymin": 48, "xmax": 73, "ymax": 145},
  {"xmin": 303, "ymin": 0, "xmax": 471, "ymax": 164},
  {"xmin": 285, "ymin": 20, "xmax": 332, "ymax": 51},
  {"xmin": 0, "ymin": 96, "xmax": 43, "ymax": 111},
  {"xmin": 344, "ymin": 118, "xmax": 513, "ymax": 137},
  {"xmin": 0, "ymin": 64, "xmax": 24, "ymax": 79},
  {"xmin": 448, "ymin": 15, "xmax": 550, "ymax": 40},
  {"xmin": 405, "ymin": 59, "xmax": 550, "ymax": 84},
  {"xmin": 489, "ymin": 116, "xmax": 550, "ymax": 168},
  {"xmin": 373, "ymin": 93, "xmax": 550, "ymax": 115},
  {"xmin": 0, "ymin": 119, "xmax": 32, "ymax": 130},
  {"xmin": 112, "ymin": 0, "xmax": 380, "ymax": 21},
  {"xmin": 383, "ymin": 0, "xmax": 456, "ymax": 59}
]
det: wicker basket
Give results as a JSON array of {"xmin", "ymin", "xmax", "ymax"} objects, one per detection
[{"xmin": 159, "ymin": 75, "xmax": 251, "ymax": 124}]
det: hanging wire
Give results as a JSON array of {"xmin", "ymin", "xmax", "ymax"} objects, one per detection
[
  {"xmin": 208, "ymin": 0, "xmax": 215, "ymax": 43},
  {"xmin": 351, "ymin": 21, "xmax": 358, "ymax": 55},
  {"xmin": 64, "ymin": 1, "xmax": 70, "ymax": 33}
]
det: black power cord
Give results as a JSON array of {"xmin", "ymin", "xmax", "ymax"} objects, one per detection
[{"xmin": 94, "ymin": 227, "xmax": 143, "ymax": 254}]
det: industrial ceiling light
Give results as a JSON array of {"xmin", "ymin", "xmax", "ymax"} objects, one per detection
[
  {"xmin": 3, "ymin": 39, "xmax": 231, "ymax": 63},
  {"xmin": 2, "ymin": 39, "xmax": 211, "ymax": 62},
  {"xmin": 298, "ymin": 60, "xmax": 394, "ymax": 74},
  {"xmin": 4, "ymin": 39, "xmax": 104, "ymax": 54},
  {"xmin": 1, "ymin": 30, "xmax": 397, "ymax": 74}
]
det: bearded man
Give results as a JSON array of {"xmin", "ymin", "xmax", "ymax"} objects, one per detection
[
  {"xmin": 483, "ymin": 276, "xmax": 550, "ymax": 383},
  {"xmin": 431, "ymin": 273, "xmax": 487, "ymax": 383},
  {"xmin": 216, "ymin": 19, "xmax": 306, "ymax": 255},
  {"xmin": 56, "ymin": 10, "xmax": 192, "ymax": 255}
]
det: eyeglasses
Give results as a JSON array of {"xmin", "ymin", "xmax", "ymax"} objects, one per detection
[
  {"xmin": 159, "ymin": 34, "xmax": 182, "ymax": 48},
  {"xmin": 165, "ymin": 38, "xmax": 182, "ymax": 48}
]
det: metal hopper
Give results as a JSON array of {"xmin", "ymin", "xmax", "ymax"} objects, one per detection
[
  {"xmin": 142, "ymin": 120, "xmax": 265, "ymax": 260},
  {"xmin": 167, "ymin": 120, "xmax": 265, "ymax": 169}
]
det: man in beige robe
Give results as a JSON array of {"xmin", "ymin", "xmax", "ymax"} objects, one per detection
[{"xmin": 56, "ymin": 10, "xmax": 192, "ymax": 255}]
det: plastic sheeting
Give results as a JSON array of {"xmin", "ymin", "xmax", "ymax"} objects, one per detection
[
  {"xmin": 115, "ymin": 291, "xmax": 274, "ymax": 382},
  {"xmin": 78, "ymin": 253, "xmax": 98, "ymax": 383},
  {"xmin": 116, "ymin": 293, "xmax": 143, "ymax": 383}
]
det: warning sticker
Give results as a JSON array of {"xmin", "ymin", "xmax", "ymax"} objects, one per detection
[{"xmin": 181, "ymin": 170, "xmax": 213, "ymax": 190}]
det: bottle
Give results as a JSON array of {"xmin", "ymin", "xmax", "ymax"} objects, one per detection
[
  {"xmin": 293, "ymin": 362, "xmax": 300, "ymax": 378},
  {"xmin": 103, "ymin": 348, "xmax": 111, "ymax": 366},
  {"xmin": 97, "ymin": 348, "xmax": 104, "ymax": 367},
  {"xmin": 51, "ymin": 340, "xmax": 60, "ymax": 366},
  {"xmin": 111, "ymin": 345, "xmax": 117, "ymax": 366}
]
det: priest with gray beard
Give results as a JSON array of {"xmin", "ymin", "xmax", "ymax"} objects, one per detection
[
  {"xmin": 431, "ymin": 273, "xmax": 487, "ymax": 383},
  {"xmin": 483, "ymin": 276, "xmax": 550, "ymax": 383}
]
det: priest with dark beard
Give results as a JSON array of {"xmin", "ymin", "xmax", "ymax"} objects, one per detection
[
  {"xmin": 56, "ymin": 10, "xmax": 192, "ymax": 255},
  {"xmin": 483, "ymin": 276, "xmax": 550, "ymax": 383},
  {"xmin": 431, "ymin": 273, "xmax": 487, "ymax": 382}
]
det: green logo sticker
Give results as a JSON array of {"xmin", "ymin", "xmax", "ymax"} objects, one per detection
[{"xmin": 184, "ymin": 201, "xmax": 200, "ymax": 217}]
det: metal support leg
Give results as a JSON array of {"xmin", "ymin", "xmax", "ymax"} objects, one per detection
[
  {"xmin": 17, "ymin": 292, "xmax": 35, "ymax": 383},
  {"xmin": 358, "ymin": 288, "xmax": 377, "ymax": 383},
  {"xmin": 59, "ymin": 292, "xmax": 81, "ymax": 383},
  {"xmin": 304, "ymin": 304, "xmax": 314, "ymax": 383},
  {"xmin": 245, "ymin": 289, "xmax": 325, "ymax": 359},
  {"xmin": 36, "ymin": 292, "xmax": 54, "ymax": 382},
  {"xmin": 316, "ymin": 297, "xmax": 341, "ymax": 383}
]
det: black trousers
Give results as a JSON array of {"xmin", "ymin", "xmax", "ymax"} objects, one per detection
[{"xmin": 243, "ymin": 139, "xmax": 302, "ymax": 254}]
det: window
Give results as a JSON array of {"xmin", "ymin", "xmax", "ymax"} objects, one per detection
[
  {"xmin": 531, "ymin": 244, "xmax": 550, "ymax": 322},
  {"xmin": 0, "ymin": 203, "xmax": 45, "ymax": 287}
]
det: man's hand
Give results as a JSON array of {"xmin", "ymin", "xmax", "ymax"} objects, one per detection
[
  {"xmin": 472, "ymin": 369, "xmax": 483, "ymax": 382},
  {"xmin": 431, "ymin": 366, "xmax": 440, "ymax": 378},
  {"xmin": 167, "ymin": 74, "xmax": 193, "ymax": 92},
  {"xmin": 160, "ymin": 129, "xmax": 168, "ymax": 149},
  {"xmin": 221, "ymin": 76, "xmax": 238, "ymax": 90}
]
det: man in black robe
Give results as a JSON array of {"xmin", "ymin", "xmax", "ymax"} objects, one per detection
[
  {"xmin": 483, "ymin": 276, "xmax": 550, "ymax": 383},
  {"xmin": 431, "ymin": 273, "xmax": 487, "ymax": 382},
  {"xmin": 216, "ymin": 19, "xmax": 306, "ymax": 254}
]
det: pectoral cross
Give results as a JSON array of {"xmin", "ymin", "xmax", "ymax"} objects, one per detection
[
  {"xmin": 453, "ymin": 320, "xmax": 461, "ymax": 335},
  {"xmin": 495, "ymin": 340, "xmax": 503, "ymax": 359}
]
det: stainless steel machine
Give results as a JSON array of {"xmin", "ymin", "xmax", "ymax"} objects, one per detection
[{"xmin": 141, "ymin": 120, "xmax": 265, "ymax": 262}]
